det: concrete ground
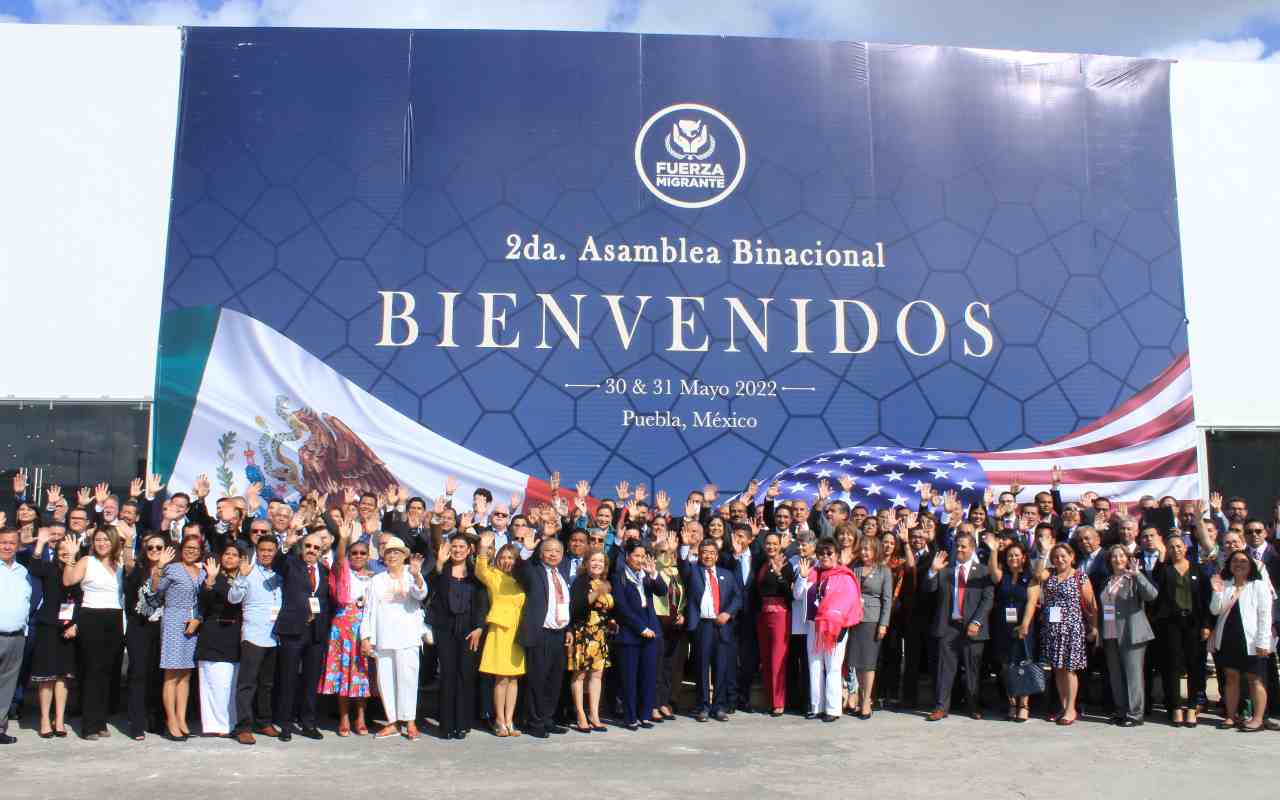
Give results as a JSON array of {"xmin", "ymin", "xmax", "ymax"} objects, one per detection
[{"xmin": 4, "ymin": 702, "xmax": 1276, "ymax": 799}]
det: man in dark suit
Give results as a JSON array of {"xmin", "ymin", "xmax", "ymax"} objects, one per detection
[
  {"xmin": 272, "ymin": 531, "xmax": 331, "ymax": 741},
  {"xmin": 612, "ymin": 540, "xmax": 668, "ymax": 730},
  {"xmin": 899, "ymin": 526, "xmax": 936, "ymax": 709},
  {"xmin": 923, "ymin": 530, "xmax": 993, "ymax": 721},
  {"xmin": 720, "ymin": 522, "xmax": 761, "ymax": 713},
  {"xmin": 680, "ymin": 538, "xmax": 741, "ymax": 722},
  {"xmin": 513, "ymin": 537, "xmax": 571, "ymax": 738}
]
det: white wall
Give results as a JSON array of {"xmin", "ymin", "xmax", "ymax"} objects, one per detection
[
  {"xmin": 1172, "ymin": 60, "xmax": 1280, "ymax": 429},
  {"xmin": 0, "ymin": 23, "xmax": 180, "ymax": 401}
]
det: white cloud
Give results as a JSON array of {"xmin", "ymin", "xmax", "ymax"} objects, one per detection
[
  {"xmin": 17, "ymin": 0, "xmax": 1280, "ymax": 62},
  {"xmin": 1147, "ymin": 36, "xmax": 1280, "ymax": 62}
]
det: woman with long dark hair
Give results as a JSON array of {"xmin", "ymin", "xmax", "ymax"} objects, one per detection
[
  {"xmin": 566, "ymin": 550, "xmax": 613, "ymax": 732},
  {"xmin": 63, "ymin": 527, "xmax": 128, "ymax": 740},
  {"xmin": 123, "ymin": 532, "xmax": 172, "ymax": 740},
  {"xmin": 985, "ymin": 534, "xmax": 1035, "ymax": 722},
  {"xmin": 319, "ymin": 524, "xmax": 375, "ymax": 736},
  {"xmin": 846, "ymin": 537, "xmax": 891, "ymax": 718},
  {"xmin": 428, "ymin": 532, "xmax": 488, "ymax": 740},
  {"xmin": 1022, "ymin": 543, "xmax": 1097, "ymax": 726},
  {"xmin": 474, "ymin": 534, "xmax": 527, "ymax": 738},
  {"xmin": 1153, "ymin": 535, "xmax": 1209, "ymax": 727}
]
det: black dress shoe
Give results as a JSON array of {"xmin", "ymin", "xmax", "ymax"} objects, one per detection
[
  {"xmin": 639, "ymin": 721, "xmax": 654, "ymax": 729},
  {"xmin": 0, "ymin": 733, "xmax": 16, "ymax": 744},
  {"xmin": 724, "ymin": 706, "xmax": 736, "ymax": 715},
  {"xmin": 298, "ymin": 727, "xmax": 324, "ymax": 740},
  {"xmin": 527, "ymin": 728, "xmax": 549, "ymax": 739},
  {"xmin": 624, "ymin": 721, "xmax": 640, "ymax": 731},
  {"xmin": 713, "ymin": 710, "xmax": 729, "ymax": 722},
  {"xmin": 804, "ymin": 711, "xmax": 817, "ymax": 720},
  {"xmin": 278, "ymin": 729, "xmax": 293, "ymax": 742},
  {"xmin": 695, "ymin": 711, "xmax": 709, "ymax": 722},
  {"xmin": 821, "ymin": 714, "xmax": 839, "ymax": 723}
]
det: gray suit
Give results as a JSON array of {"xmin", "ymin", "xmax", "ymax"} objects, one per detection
[
  {"xmin": 924, "ymin": 561, "xmax": 994, "ymax": 712},
  {"xmin": 1099, "ymin": 571, "xmax": 1158, "ymax": 721}
]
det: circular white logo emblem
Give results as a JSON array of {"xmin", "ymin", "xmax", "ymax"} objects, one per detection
[{"xmin": 634, "ymin": 103, "xmax": 746, "ymax": 209}]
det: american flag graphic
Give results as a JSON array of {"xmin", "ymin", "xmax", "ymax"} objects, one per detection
[{"xmin": 752, "ymin": 354, "xmax": 1198, "ymax": 510}]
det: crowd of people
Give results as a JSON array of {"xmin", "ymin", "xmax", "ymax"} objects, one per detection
[{"xmin": 0, "ymin": 466, "xmax": 1276, "ymax": 747}]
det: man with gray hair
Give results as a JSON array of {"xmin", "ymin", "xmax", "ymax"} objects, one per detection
[{"xmin": 0, "ymin": 529, "xmax": 31, "ymax": 744}]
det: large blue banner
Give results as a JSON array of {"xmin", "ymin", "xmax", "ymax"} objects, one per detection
[{"xmin": 156, "ymin": 29, "xmax": 1191, "ymax": 505}]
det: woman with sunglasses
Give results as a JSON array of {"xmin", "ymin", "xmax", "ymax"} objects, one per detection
[
  {"xmin": 1210, "ymin": 550, "xmax": 1273, "ymax": 731},
  {"xmin": 196, "ymin": 543, "xmax": 245, "ymax": 736},
  {"xmin": 26, "ymin": 530, "xmax": 82, "ymax": 738},
  {"xmin": 799, "ymin": 537, "xmax": 862, "ymax": 721},
  {"xmin": 475, "ymin": 530, "xmax": 527, "ymax": 737},
  {"xmin": 320, "ymin": 524, "xmax": 376, "ymax": 736},
  {"xmin": 62, "ymin": 526, "xmax": 129, "ymax": 740},
  {"xmin": 155, "ymin": 533, "xmax": 205, "ymax": 740},
  {"xmin": 428, "ymin": 532, "xmax": 488, "ymax": 740},
  {"xmin": 360, "ymin": 537, "xmax": 427, "ymax": 740},
  {"xmin": 123, "ymin": 533, "xmax": 173, "ymax": 740}
]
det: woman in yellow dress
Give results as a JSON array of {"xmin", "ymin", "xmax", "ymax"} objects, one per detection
[
  {"xmin": 567, "ymin": 551, "xmax": 614, "ymax": 732},
  {"xmin": 475, "ymin": 530, "xmax": 527, "ymax": 738}
]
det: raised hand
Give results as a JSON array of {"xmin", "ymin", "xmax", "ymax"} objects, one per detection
[
  {"xmin": 983, "ymin": 532, "xmax": 998, "ymax": 553},
  {"xmin": 685, "ymin": 499, "xmax": 700, "ymax": 519},
  {"xmin": 159, "ymin": 546, "xmax": 176, "ymax": 568},
  {"xmin": 1211, "ymin": 574, "xmax": 1225, "ymax": 593},
  {"xmin": 459, "ymin": 511, "xmax": 474, "ymax": 531},
  {"xmin": 128, "ymin": 477, "xmax": 143, "ymax": 498},
  {"xmin": 193, "ymin": 473, "xmax": 211, "ymax": 499},
  {"xmin": 76, "ymin": 486, "xmax": 92, "ymax": 507},
  {"xmin": 478, "ymin": 530, "xmax": 495, "ymax": 552},
  {"xmin": 549, "ymin": 471, "xmax": 560, "ymax": 494},
  {"xmin": 1008, "ymin": 477, "xmax": 1023, "ymax": 497},
  {"xmin": 703, "ymin": 484, "xmax": 718, "ymax": 504},
  {"xmin": 838, "ymin": 474, "xmax": 854, "ymax": 494},
  {"xmin": 509, "ymin": 493, "xmax": 523, "ymax": 512},
  {"xmin": 1209, "ymin": 491, "xmax": 1223, "ymax": 513},
  {"xmin": 655, "ymin": 490, "xmax": 670, "ymax": 513},
  {"xmin": 767, "ymin": 480, "xmax": 781, "ymax": 499},
  {"xmin": 616, "ymin": 480, "xmax": 630, "ymax": 501},
  {"xmin": 12, "ymin": 468, "xmax": 27, "ymax": 496},
  {"xmin": 818, "ymin": 478, "xmax": 831, "ymax": 501},
  {"xmin": 146, "ymin": 473, "xmax": 164, "ymax": 497},
  {"xmin": 1050, "ymin": 465, "xmax": 1063, "ymax": 489},
  {"xmin": 204, "ymin": 557, "xmax": 219, "ymax": 584},
  {"xmin": 576, "ymin": 480, "xmax": 591, "ymax": 499},
  {"xmin": 745, "ymin": 479, "xmax": 759, "ymax": 498},
  {"xmin": 95, "ymin": 482, "xmax": 110, "ymax": 505},
  {"xmin": 918, "ymin": 482, "xmax": 932, "ymax": 504},
  {"xmin": 633, "ymin": 484, "xmax": 647, "ymax": 503},
  {"xmin": 983, "ymin": 486, "xmax": 994, "ymax": 507},
  {"xmin": 409, "ymin": 553, "xmax": 425, "ymax": 577},
  {"xmin": 433, "ymin": 495, "xmax": 446, "ymax": 515},
  {"xmin": 445, "ymin": 475, "xmax": 459, "ymax": 496},
  {"xmin": 931, "ymin": 550, "xmax": 949, "ymax": 572}
]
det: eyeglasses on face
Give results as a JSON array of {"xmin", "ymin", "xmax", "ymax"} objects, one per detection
[
  {"xmin": 491, "ymin": 512, "xmax": 509, "ymax": 517},
  {"xmin": 302, "ymin": 544, "xmax": 322, "ymax": 552},
  {"xmin": 145, "ymin": 545, "xmax": 164, "ymax": 552}
]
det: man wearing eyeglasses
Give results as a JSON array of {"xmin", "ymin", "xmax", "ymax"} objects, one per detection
[{"xmin": 271, "ymin": 532, "xmax": 331, "ymax": 741}]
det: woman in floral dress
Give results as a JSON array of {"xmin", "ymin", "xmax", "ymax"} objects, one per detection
[
  {"xmin": 1022, "ymin": 543, "xmax": 1097, "ymax": 726},
  {"xmin": 567, "ymin": 551, "xmax": 614, "ymax": 732},
  {"xmin": 319, "ymin": 526, "xmax": 376, "ymax": 735}
]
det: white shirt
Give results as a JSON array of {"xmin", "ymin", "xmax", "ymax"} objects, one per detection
[
  {"xmin": 1210, "ymin": 579, "xmax": 1274, "ymax": 655},
  {"xmin": 81, "ymin": 556, "xmax": 123, "ymax": 610},
  {"xmin": 623, "ymin": 566, "xmax": 647, "ymax": 608},
  {"xmin": 543, "ymin": 567, "xmax": 569, "ymax": 629},
  {"xmin": 361, "ymin": 571, "xmax": 427, "ymax": 651}
]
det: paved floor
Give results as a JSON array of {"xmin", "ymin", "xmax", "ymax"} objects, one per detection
[{"xmin": 5, "ymin": 705, "xmax": 1275, "ymax": 799}]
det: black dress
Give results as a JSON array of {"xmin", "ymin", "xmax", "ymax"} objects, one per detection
[
  {"xmin": 1217, "ymin": 602, "xmax": 1266, "ymax": 678},
  {"xmin": 194, "ymin": 574, "xmax": 243, "ymax": 664},
  {"xmin": 28, "ymin": 557, "xmax": 80, "ymax": 681}
]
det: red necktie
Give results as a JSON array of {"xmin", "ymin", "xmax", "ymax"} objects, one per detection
[
  {"xmin": 707, "ymin": 568, "xmax": 721, "ymax": 616},
  {"xmin": 956, "ymin": 564, "xmax": 967, "ymax": 615},
  {"xmin": 552, "ymin": 570, "xmax": 566, "ymax": 626},
  {"xmin": 310, "ymin": 565, "xmax": 318, "ymax": 593}
]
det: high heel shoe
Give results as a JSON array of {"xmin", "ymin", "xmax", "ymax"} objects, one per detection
[{"xmin": 39, "ymin": 730, "xmax": 54, "ymax": 739}]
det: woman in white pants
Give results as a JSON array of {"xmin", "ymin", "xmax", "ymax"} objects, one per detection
[
  {"xmin": 361, "ymin": 537, "xmax": 427, "ymax": 740},
  {"xmin": 197, "ymin": 544, "xmax": 246, "ymax": 736},
  {"xmin": 797, "ymin": 538, "xmax": 862, "ymax": 722}
]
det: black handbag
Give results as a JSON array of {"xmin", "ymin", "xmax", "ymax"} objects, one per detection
[{"xmin": 1004, "ymin": 638, "xmax": 1046, "ymax": 696}]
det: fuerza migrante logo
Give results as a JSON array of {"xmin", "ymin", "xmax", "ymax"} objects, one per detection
[{"xmin": 635, "ymin": 103, "xmax": 746, "ymax": 209}]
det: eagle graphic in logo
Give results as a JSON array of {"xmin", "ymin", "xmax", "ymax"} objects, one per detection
[
  {"xmin": 664, "ymin": 118, "xmax": 716, "ymax": 161},
  {"xmin": 250, "ymin": 395, "xmax": 399, "ymax": 499}
]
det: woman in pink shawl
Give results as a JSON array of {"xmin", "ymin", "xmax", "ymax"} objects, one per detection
[
  {"xmin": 795, "ymin": 537, "xmax": 863, "ymax": 722},
  {"xmin": 318, "ymin": 525, "xmax": 377, "ymax": 736}
]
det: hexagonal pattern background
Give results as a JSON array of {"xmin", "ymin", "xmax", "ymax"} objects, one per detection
[{"xmin": 161, "ymin": 30, "xmax": 1188, "ymax": 493}]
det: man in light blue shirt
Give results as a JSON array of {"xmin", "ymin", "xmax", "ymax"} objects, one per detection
[
  {"xmin": 229, "ymin": 536, "xmax": 283, "ymax": 744},
  {"xmin": 0, "ymin": 530, "xmax": 33, "ymax": 744}
]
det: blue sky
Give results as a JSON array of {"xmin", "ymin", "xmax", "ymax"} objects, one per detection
[{"xmin": 1, "ymin": 0, "xmax": 1279, "ymax": 62}]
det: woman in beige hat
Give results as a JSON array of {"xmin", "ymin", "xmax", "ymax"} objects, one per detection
[{"xmin": 360, "ymin": 535, "xmax": 427, "ymax": 740}]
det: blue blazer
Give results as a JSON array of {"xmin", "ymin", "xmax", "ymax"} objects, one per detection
[
  {"xmin": 611, "ymin": 568, "xmax": 667, "ymax": 645},
  {"xmin": 678, "ymin": 561, "xmax": 742, "ymax": 633}
]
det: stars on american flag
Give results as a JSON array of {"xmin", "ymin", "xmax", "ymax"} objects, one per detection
[{"xmin": 757, "ymin": 447, "xmax": 988, "ymax": 513}]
